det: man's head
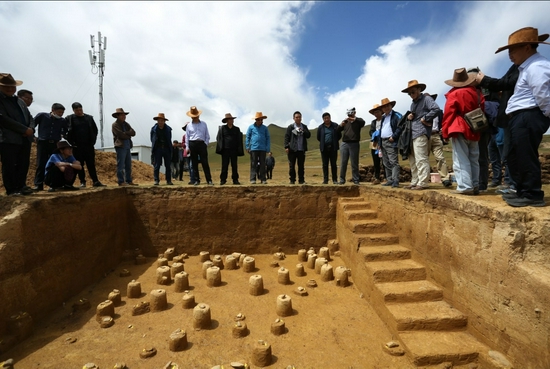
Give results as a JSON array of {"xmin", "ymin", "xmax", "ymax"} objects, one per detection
[
  {"xmin": 173, "ymin": 140, "xmax": 179, "ymax": 147},
  {"xmin": 346, "ymin": 107, "xmax": 356, "ymax": 118},
  {"xmin": 402, "ymin": 80, "xmax": 427, "ymax": 100},
  {"xmin": 268, "ymin": 151, "xmax": 272, "ymax": 156},
  {"xmin": 293, "ymin": 111, "xmax": 302, "ymax": 125},
  {"xmin": 222, "ymin": 113, "xmax": 237, "ymax": 126},
  {"xmin": 72, "ymin": 102, "xmax": 84, "ymax": 116},
  {"xmin": 112, "ymin": 108, "xmax": 129, "ymax": 121},
  {"xmin": 253, "ymin": 112, "xmax": 267, "ymax": 126},
  {"xmin": 153, "ymin": 113, "xmax": 168, "ymax": 128},
  {"xmin": 186, "ymin": 106, "xmax": 201, "ymax": 122},
  {"xmin": 369, "ymin": 104, "xmax": 382, "ymax": 119},
  {"xmin": 322, "ymin": 112, "xmax": 331, "ymax": 124},
  {"xmin": 495, "ymin": 27, "xmax": 550, "ymax": 59},
  {"xmin": 17, "ymin": 89, "xmax": 33, "ymax": 107},
  {"xmin": 56, "ymin": 140, "xmax": 74, "ymax": 158},
  {"xmin": 379, "ymin": 98, "xmax": 396, "ymax": 115},
  {"xmin": 0, "ymin": 73, "xmax": 23, "ymax": 97},
  {"xmin": 51, "ymin": 103, "xmax": 65, "ymax": 118}
]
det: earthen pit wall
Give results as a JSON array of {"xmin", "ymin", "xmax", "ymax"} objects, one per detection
[
  {"xmin": 0, "ymin": 186, "xmax": 358, "ymax": 337},
  {"xmin": 347, "ymin": 188, "xmax": 550, "ymax": 369}
]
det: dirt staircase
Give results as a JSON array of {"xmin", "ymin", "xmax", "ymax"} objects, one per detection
[{"xmin": 336, "ymin": 197, "xmax": 508, "ymax": 368}]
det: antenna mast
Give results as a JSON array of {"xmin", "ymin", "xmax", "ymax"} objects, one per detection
[{"xmin": 88, "ymin": 31, "xmax": 107, "ymax": 148}]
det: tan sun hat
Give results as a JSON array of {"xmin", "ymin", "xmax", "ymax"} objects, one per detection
[
  {"xmin": 153, "ymin": 113, "xmax": 169, "ymax": 121},
  {"xmin": 495, "ymin": 27, "xmax": 550, "ymax": 53},
  {"xmin": 112, "ymin": 108, "xmax": 129, "ymax": 118},
  {"xmin": 253, "ymin": 112, "xmax": 267, "ymax": 120},
  {"xmin": 222, "ymin": 113, "xmax": 237, "ymax": 123},
  {"xmin": 444, "ymin": 68, "xmax": 477, "ymax": 88},
  {"xmin": 0, "ymin": 73, "xmax": 23, "ymax": 86},
  {"xmin": 186, "ymin": 106, "xmax": 202, "ymax": 118},
  {"xmin": 379, "ymin": 97, "xmax": 396, "ymax": 109},
  {"xmin": 369, "ymin": 104, "xmax": 382, "ymax": 115},
  {"xmin": 401, "ymin": 80, "xmax": 426, "ymax": 93}
]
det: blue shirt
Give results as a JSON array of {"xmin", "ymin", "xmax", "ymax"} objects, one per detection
[
  {"xmin": 35, "ymin": 112, "xmax": 67, "ymax": 141},
  {"xmin": 45, "ymin": 153, "xmax": 76, "ymax": 175},
  {"xmin": 506, "ymin": 52, "xmax": 550, "ymax": 117},
  {"xmin": 245, "ymin": 123, "xmax": 270, "ymax": 152},
  {"xmin": 185, "ymin": 120, "xmax": 210, "ymax": 147}
]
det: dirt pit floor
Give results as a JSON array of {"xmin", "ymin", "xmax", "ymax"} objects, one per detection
[{"xmin": 6, "ymin": 253, "xmax": 416, "ymax": 369}]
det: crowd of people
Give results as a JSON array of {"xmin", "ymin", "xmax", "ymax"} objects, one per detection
[{"xmin": 1, "ymin": 27, "xmax": 548, "ymax": 207}]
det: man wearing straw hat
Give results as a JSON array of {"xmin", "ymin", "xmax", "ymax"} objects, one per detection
[
  {"xmin": 379, "ymin": 98, "xmax": 402, "ymax": 188},
  {"xmin": 245, "ymin": 112, "xmax": 271, "ymax": 184},
  {"xmin": 185, "ymin": 106, "xmax": 214, "ymax": 186},
  {"xmin": 424, "ymin": 93, "xmax": 451, "ymax": 188},
  {"xmin": 401, "ymin": 80, "xmax": 441, "ymax": 190},
  {"xmin": 495, "ymin": 27, "xmax": 550, "ymax": 207},
  {"xmin": 44, "ymin": 140, "xmax": 82, "ymax": 192},
  {"xmin": 112, "ymin": 107, "xmax": 138, "ymax": 186},
  {"xmin": 151, "ymin": 113, "xmax": 173, "ymax": 186},
  {"xmin": 216, "ymin": 113, "xmax": 244, "ymax": 185}
]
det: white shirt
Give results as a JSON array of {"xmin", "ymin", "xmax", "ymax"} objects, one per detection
[
  {"xmin": 506, "ymin": 52, "xmax": 550, "ymax": 117},
  {"xmin": 380, "ymin": 112, "xmax": 393, "ymax": 139}
]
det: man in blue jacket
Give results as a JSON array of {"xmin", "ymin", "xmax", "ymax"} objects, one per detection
[
  {"xmin": 150, "ymin": 113, "xmax": 173, "ymax": 185},
  {"xmin": 379, "ymin": 98, "xmax": 403, "ymax": 188},
  {"xmin": 245, "ymin": 112, "xmax": 271, "ymax": 184}
]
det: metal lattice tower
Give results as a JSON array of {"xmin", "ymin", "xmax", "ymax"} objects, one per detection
[{"xmin": 88, "ymin": 32, "xmax": 107, "ymax": 148}]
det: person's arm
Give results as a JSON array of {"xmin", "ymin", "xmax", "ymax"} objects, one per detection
[
  {"xmin": 204, "ymin": 122, "xmax": 210, "ymax": 145},
  {"xmin": 265, "ymin": 127, "xmax": 271, "ymax": 153},
  {"xmin": 112, "ymin": 122, "xmax": 135, "ymax": 140},
  {"xmin": 302, "ymin": 124, "xmax": 311, "ymax": 138},
  {"xmin": 0, "ymin": 105, "xmax": 33, "ymax": 136},
  {"xmin": 245, "ymin": 126, "xmax": 251, "ymax": 152},
  {"xmin": 284, "ymin": 126, "xmax": 291, "ymax": 153}
]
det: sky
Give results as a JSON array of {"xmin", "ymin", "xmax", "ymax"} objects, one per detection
[{"xmin": 1, "ymin": 1, "xmax": 550, "ymax": 147}]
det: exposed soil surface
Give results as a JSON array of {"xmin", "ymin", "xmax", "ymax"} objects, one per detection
[{"xmin": 6, "ymin": 253, "xmax": 415, "ymax": 369}]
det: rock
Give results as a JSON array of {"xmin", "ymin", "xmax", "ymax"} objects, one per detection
[
  {"xmin": 382, "ymin": 342, "xmax": 404, "ymax": 356},
  {"xmin": 139, "ymin": 347, "xmax": 157, "ymax": 359},
  {"xmin": 113, "ymin": 364, "xmax": 127, "ymax": 369},
  {"xmin": 163, "ymin": 362, "xmax": 179, "ymax": 369},
  {"xmin": 119, "ymin": 269, "xmax": 131, "ymax": 277},
  {"xmin": 294, "ymin": 287, "xmax": 308, "ymax": 296},
  {"xmin": 488, "ymin": 350, "xmax": 512, "ymax": 367},
  {"xmin": 132, "ymin": 301, "xmax": 150, "ymax": 316}
]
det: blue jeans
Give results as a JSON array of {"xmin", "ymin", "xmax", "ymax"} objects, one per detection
[
  {"xmin": 339, "ymin": 141, "xmax": 360, "ymax": 183},
  {"xmin": 115, "ymin": 147, "xmax": 132, "ymax": 184},
  {"xmin": 451, "ymin": 134, "xmax": 479, "ymax": 192}
]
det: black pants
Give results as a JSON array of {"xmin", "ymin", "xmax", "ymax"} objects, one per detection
[
  {"xmin": 73, "ymin": 145, "xmax": 99, "ymax": 183},
  {"xmin": 321, "ymin": 146, "xmax": 338, "ymax": 182},
  {"xmin": 189, "ymin": 141, "xmax": 212, "ymax": 183},
  {"xmin": 370, "ymin": 148, "xmax": 381, "ymax": 180},
  {"xmin": 34, "ymin": 140, "xmax": 58, "ymax": 186},
  {"xmin": 220, "ymin": 148, "xmax": 239, "ymax": 183},
  {"xmin": 508, "ymin": 108, "xmax": 550, "ymax": 200},
  {"xmin": 153, "ymin": 147, "xmax": 172, "ymax": 182},
  {"xmin": 287, "ymin": 150, "xmax": 305, "ymax": 183},
  {"xmin": 249, "ymin": 151, "xmax": 266, "ymax": 182},
  {"xmin": 0, "ymin": 140, "xmax": 31, "ymax": 195},
  {"xmin": 45, "ymin": 165, "xmax": 77, "ymax": 188},
  {"xmin": 266, "ymin": 166, "xmax": 274, "ymax": 179}
]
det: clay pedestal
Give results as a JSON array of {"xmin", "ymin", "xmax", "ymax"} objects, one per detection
[
  {"xmin": 127, "ymin": 280, "xmax": 142, "ymax": 298},
  {"xmin": 199, "ymin": 251, "xmax": 210, "ymax": 262},
  {"xmin": 295, "ymin": 263, "xmax": 305, "ymax": 277},
  {"xmin": 164, "ymin": 247, "xmax": 175, "ymax": 261},
  {"xmin": 320, "ymin": 263, "xmax": 334, "ymax": 282},
  {"xmin": 232, "ymin": 321, "xmax": 248, "ymax": 338},
  {"xmin": 174, "ymin": 271, "xmax": 190, "ymax": 292},
  {"xmin": 242, "ymin": 257, "xmax": 255, "ymax": 273},
  {"xmin": 278, "ymin": 267, "xmax": 291, "ymax": 285},
  {"xmin": 156, "ymin": 266, "xmax": 172, "ymax": 285},
  {"xmin": 169, "ymin": 329, "xmax": 187, "ymax": 351},
  {"xmin": 249, "ymin": 275, "xmax": 264, "ymax": 296},
  {"xmin": 150, "ymin": 289, "xmax": 168, "ymax": 312},
  {"xmin": 171, "ymin": 262, "xmax": 184, "ymax": 278},
  {"xmin": 297, "ymin": 249, "xmax": 307, "ymax": 262},
  {"xmin": 306, "ymin": 254, "xmax": 317, "ymax": 269},
  {"xmin": 314, "ymin": 257, "xmax": 327, "ymax": 274},
  {"xmin": 276, "ymin": 294, "xmax": 293, "ymax": 317},
  {"xmin": 335, "ymin": 266, "xmax": 349, "ymax": 287},
  {"xmin": 193, "ymin": 303, "xmax": 212, "ymax": 330},
  {"xmin": 225, "ymin": 255, "xmax": 238, "ymax": 270},
  {"xmin": 318, "ymin": 246, "xmax": 330, "ymax": 261},
  {"xmin": 251, "ymin": 340, "xmax": 272, "ymax": 367},
  {"xmin": 7, "ymin": 312, "xmax": 33, "ymax": 340},
  {"xmin": 212, "ymin": 255, "xmax": 224, "ymax": 269},
  {"xmin": 157, "ymin": 257, "xmax": 168, "ymax": 267},
  {"xmin": 206, "ymin": 266, "xmax": 222, "ymax": 287},
  {"xmin": 202, "ymin": 261, "xmax": 214, "ymax": 279},
  {"xmin": 108, "ymin": 289, "xmax": 122, "ymax": 306},
  {"xmin": 271, "ymin": 319, "xmax": 286, "ymax": 335},
  {"xmin": 96, "ymin": 300, "xmax": 115, "ymax": 321},
  {"xmin": 181, "ymin": 291, "xmax": 196, "ymax": 309}
]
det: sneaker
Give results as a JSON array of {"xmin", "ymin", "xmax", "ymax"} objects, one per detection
[
  {"xmin": 250, "ymin": 180, "xmax": 256, "ymax": 184},
  {"xmin": 127, "ymin": 182, "xmax": 139, "ymax": 186},
  {"xmin": 488, "ymin": 182, "xmax": 500, "ymax": 188},
  {"xmin": 353, "ymin": 181, "xmax": 360, "ymax": 185},
  {"xmin": 333, "ymin": 181, "xmax": 338, "ymax": 185},
  {"xmin": 450, "ymin": 189, "xmax": 475, "ymax": 195},
  {"xmin": 8, "ymin": 192, "xmax": 22, "ymax": 197},
  {"xmin": 381, "ymin": 181, "xmax": 393, "ymax": 187},
  {"xmin": 20, "ymin": 186, "xmax": 34, "ymax": 195},
  {"xmin": 48, "ymin": 187, "xmax": 57, "ymax": 192},
  {"xmin": 63, "ymin": 185, "xmax": 79, "ymax": 191},
  {"xmin": 496, "ymin": 187, "xmax": 516, "ymax": 195},
  {"xmin": 338, "ymin": 181, "xmax": 346, "ymax": 185},
  {"xmin": 502, "ymin": 193, "xmax": 519, "ymax": 200},
  {"xmin": 80, "ymin": 182, "xmax": 86, "ymax": 188},
  {"xmin": 32, "ymin": 185, "xmax": 44, "ymax": 191},
  {"xmin": 411, "ymin": 186, "xmax": 427, "ymax": 190},
  {"xmin": 261, "ymin": 181, "xmax": 268, "ymax": 184},
  {"xmin": 299, "ymin": 181, "xmax": 306, "ymax": 184},
  {"xmin": 505, "ymin": 197, "xmax": 546, "ymax": 208},
  {"xmin": 93, "ymin": 181, "xmax": 106, "ymax": 187},
  {"xmin": 290, "ymin": 181, "xmax": 295, "ymax": 184},
  {"xmin": 442, "ymin": 180, "xmax": 452, "ymax": 188},
  {"xmin": 402, "ymin": 184, "xmax": 416, "ymax": 189},
  {"xmin": 188, "ymin": 181, "xmax": 195, "ymax": 185},
  {"xmin": 207, "ymin": 181, "xmax": 214, "ymax": 185},
  {"xmin": 233, "ymin": 181, "xmax": 241, "ymax": 185},
  {"xmin": 391, "ymin": 183, "xmax": 399, "ymax": 188},
  {"xmin": 194, "ymin": 182, "xmax": 200, "ymax": 186},
  {"xmin": 473, "ymin": 187, "xmax": 480, "ymax": 196},
  {"xmin": 118, "ymin": 183, "xmax": 129, "ymax": 187},
  {"xmin": 167, "ymin": 182, "xmax": 174, "ymax": 185},
  {"xmin": 154, "ymin": 181, "xmax": 160, "ymax": 186}
]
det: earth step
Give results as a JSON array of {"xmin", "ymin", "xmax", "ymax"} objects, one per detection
[
  {"xmin": 349, "ymin": 219, "xmax": 387, "ymax": 233},
  {"xmin": 340, "ymin": 201, "xmax": 371, "ymax": 211},
  {"xmin": 358, "ymin": 245, "xmax": 411, "ymax": 262},
  {"xmin": 387, "ymin": 300, "xmax": 468, "ymax": 331},
  {"xmin": 344, "ymin": 209, "xmax": 378, "ymax": 221},
  {"xmin": 399, "ymin": 331, "xmax": 486, "ymax": 366},
  {"xmin": 375, "ymin": 280, "xmax": 443, "ymax": 303},
  {"xmin": 366, "ymin": 259, "xmax": 426, "ymax": 283},
  {"xmin": 356, "ymin": 232, "xmax": 399, "ymax": 246},
  {"xmin": 339, "ymin": 197, "xmax": 365, "ymax": 203}
]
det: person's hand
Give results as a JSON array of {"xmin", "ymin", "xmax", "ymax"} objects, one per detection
[
  {"xmin": 389, "ymin": 137, "xmax": 394, "ymax": 143},
  {"xmin": 23, "ymin": 128, "xmax": 33, "ymax": 137},
  {"xmin": 285, "ymin": 148, "xmax": 289, "ymax": 153}
]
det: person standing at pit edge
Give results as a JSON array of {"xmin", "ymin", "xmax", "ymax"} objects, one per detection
[
  {"xmin": 185, "ymin": 106, "xmax": 214, "ymax": 186},
  {"xmin": 111, "ymin": 108, "xmax": 138, "ymax": 187},
  {"xmin": 379, "ymin": 98, "xmax": 402, "ymax": 188},
  {"xmin": 245, "ymin": 112, "xmax": 270, "ymax": 184},
  {"xmin": 368, "ymin": 104, "xmax": 383, "ymax": 185},
  {"xmin": 0, "ymin": 73, "xmax": 35, "ymax": 196},
  {"xmin": 151, "ymin": 113, "xmax": 173, "ymax": 186},
  {"xmin": 317, "ymin": 112, "xmax": 341, "ymax": 184},
  {"xmin": 265, "ymin": 152, "xmax": 275, "ymax": 180},
  {"xmin": 216, "ymin": 113, "xmax": 244, "ymax": 185},
  {"xmin": 284, "ymin": 111, "xmax": 311, "ymax": 184},
  {"xmin": 65, "ymin": 102, "xmax": 106, "ymax": 188},
  {"xmin": 337, "ymin": 107, "xmax": 365, "ymax": 185}
]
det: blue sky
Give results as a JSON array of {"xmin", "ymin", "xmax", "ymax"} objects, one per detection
[{"xmin": 1, "ymin": 1, "xmax": 549, "ymax": 146}]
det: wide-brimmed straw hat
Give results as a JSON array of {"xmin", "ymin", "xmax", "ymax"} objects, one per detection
[
  {"xmin": 222, "ymin": 113, "xmax": 237, "ymax": 123},
  {"xmin": 369, "ymin": 104, "xmax": 382, "ymax": 115},
  {"xmin": 153, "ymin": 113, "xmax": 169, "ymax": 121},
  {"xmin": 401, "ymin": 80, "xmax": 426, "ymax": 93},
  {"xmin": 495, "ymin": 27, "xmax": 550, "ymax": 53},
  {"xmin": 56, "ymin": 140, "xmax": 74, "ymax": 152},
  {"xmin": 444, "ymin": 68, "xmax": 477, "ymax": 88},
  {"xmin": 112, "ymin": 108, "xmax": 129, "ymax": 118},
  {"xmin": 186, "ymin": 106, "xmax": 202, "ymax": 118},
  {"xmin": 253, "ymin": 112, "xmax": 267, "ymax": 120},
  {"xmin": 380, "ymin": 97, "xmax": 396, "ymax": 108},
  {"xmin": 0, "ymin": 73, "xmax": 23, "ymax": 86}
]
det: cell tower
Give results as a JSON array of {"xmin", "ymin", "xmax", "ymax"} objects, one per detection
[{"xmin": 88, "ymin": 32, "xmax": 107, "ymax": 148}]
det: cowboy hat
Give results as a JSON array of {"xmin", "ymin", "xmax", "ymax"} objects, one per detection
[
  {"xmin": 186, "ymin": 106, "xmax": 202, "ymax": 118},
  {"xmin": 112, "ymin": 108, "xmax": 129, "ymax": 118},
  {"xmin": 252, "ymin": 112, "xmax": 267, "ymax": 120},
  {"xmin": 495, "ymin": 27, "xmax": 550, "ymax": 53},
  {"xmin": 222, "ymin": 113, "xmax": 237, "ymax": 123},
  {"xmin": 369, "ymin": 104, "xmax": 382, "ymax": 115},
  {"xmin": 444, "ymin": 68, "xmax": 477, "ymax": 88},
  {"xmin": 401, "ymin": 80, "xmax": 426, "ymax": 93},
  {"xmin": 153, "ymin": 113, "xmax": 169, "ymax": 121},
  {"xmin": 379, "ymin": 97, "xmax": 396, "ymax": 108},
  {"xmin": 0, "ymin": 73, "xmax": 23, "ymax": 86},
  {"xmin": 56, "ymin": 140, "xmax": 74, "ymax": 152}
]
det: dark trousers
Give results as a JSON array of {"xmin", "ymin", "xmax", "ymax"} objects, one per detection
[
  {"xmin": 477, "ymin": 130, "xmax": 491, "ymax": 190},
  {"xmin": 153, "ymin": 147, "xmax": 172, "ymax": 182},
  {"xmin": 249, "ymin": 151, "xmax": 266, "ymax": 182},
  {"xmin": 0, "ymin": 140, "xmax": 31, "ymax": 195},
  {"xmin": 45, "ymin": 165, "xmax": 77, "ymax": 188},
  {"xmin": 488, "ymin": 134, "xmax": 502, "ymax": 185},
  {"xmin": 287, "ymin": 150, "xmax": 305, "ymax": 183},
  {"xmin": 34, "ymin": 140, "xmax": 58, "ymax": 186},
  {"xmin": 266, "ymin": 166, "xmax": 274, "ymax": 179},
  {"xmin": 189, "ymin": 141, "xmax": 211, "ymax": 183},
  {"xmin": 220, "ymin": 148, "xmax": 239, "ymax": 183},
  {"xmin": 370, "ymin": 148, "xmax": 381, "ymax": 180},
  {"xmin": 508, "ymin": 109, "xmax": 550, "ymax": 200},
  {"xmin": 73, "ymin": 145, "xmax": 99, "ymax": 183},
  {"xmin": 321, "ymin": 146, "xmax": 338, "ymax": 182}
]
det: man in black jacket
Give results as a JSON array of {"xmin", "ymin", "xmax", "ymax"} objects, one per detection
[
  {"xmin": 337, "ymin": 107, "xmax": 366, "ymax": 185},
  {"xmin": 0, "ymin": 73, "xmax": 35, "ymax": 196},
  {"xmin": 65, "ymin": 102, "xmax": 106, "ymax": 187},
  {"xmin": 284, "ymin": 111, "xmax": 311, "ymax": 184},
  {"xmin": 317, "ymin": 112, "xmax": 341, "ymax": 184}
]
